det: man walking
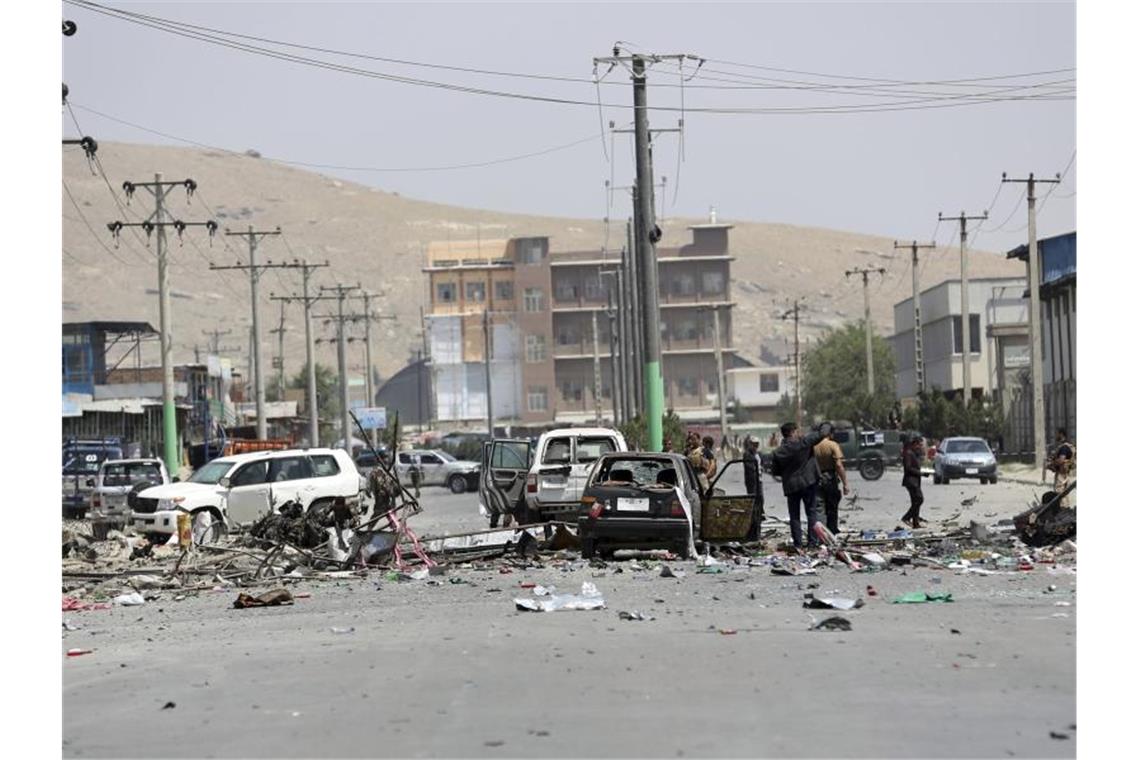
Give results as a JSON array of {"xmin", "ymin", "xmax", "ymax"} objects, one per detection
[
  {"xmin": 813, "ymin": 423, "xmax": 849, "ymax": 536},
  {"xmin": 770, "ymin": 422, "xmax": 826, "ymax": 550},
  {"xmin": 1045, "ymin": 428, "xmax": 1075, "ymax": 507},
  {"xmin": 900, "ymin": 435, "xmax": 925, "ymax": 529},
  {"xmin": 743, "ymin": 435, "xmax": 766, "ymax": 542}
]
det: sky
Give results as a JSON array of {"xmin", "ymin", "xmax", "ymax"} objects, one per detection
[{"xmin": 59, "ymin": 0, "xmax": 1076, "ymax": 254}]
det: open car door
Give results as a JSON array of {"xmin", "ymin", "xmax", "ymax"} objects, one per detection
[
  {"xmin": 479, "ymin": 439, "xmax": 532, "ymax": 527},
  {"xmin": 700, "ymin": 459, "xmax": 754, "ymax": 541}
]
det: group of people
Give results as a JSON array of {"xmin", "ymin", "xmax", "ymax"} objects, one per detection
[{"xmin": 769, "ymin": 421, "xmax": 850, "ymax": 549}]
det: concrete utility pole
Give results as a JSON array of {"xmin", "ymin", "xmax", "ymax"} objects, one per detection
[
  {"xmin": 709, "ymin": 305, "xmax": 729, "ymax": 441},
  {"xmin": 591, "ymin": 309, "xmax": 603, "ymax": 424},
  {"xmin": 623, "ymin": 225, "xmax": 643, "ymax": 417},
  {"xmin": 845, "ymin": 266, "xmax": 888, "ymax": 396},
  {"xmin": 419, "ymin": 306, "xmax": 434, "ymax": 430},
  {"xmin": 211, "ymin": 226, "xmax": 283, "ymax": 438},
  {"xmin": 781, "ymin": 300, "xmax": 805, "ymax": 429},
  {"xmin": 107, "ymin": 175, "xmax": 217, "ymax": 474},
  {"xmin": 268, "ymin": 259, "xmax": 329, "ymax": 447},
  {"xmin": 270, "ymin": 300, "xmax": 287, "ymax": 401},
  {"xmin": 354, "ymin": 290, "xmax": 396, "ymax": 446},
  {"xmin": 591, "ymin": 51, "xmax": 693, "ymax": 449},
  {"xmin": 1002, "ymin": 171, "xmax": 1062, "ymax": 472},
  {"xmin": 601, "ymin": 268, "xmax": 624, "ymax": 424},
  {"xmin": 894, "ymin": 241, "xmax": 937, "ymax": 394},
  {"xmin": 938, "ymin": 211, "xmax": 989, "ymax": 407},
  {"xmin": 317, "ymin": 284, "xmax": 361, "ymax": 452},
  {"xmin": 202, "ymin": 328, "xmax": 240, "ymax": 432},
  {"xmin": 482, "ymin": 308, "xmax": 494, "ymax": 436}
]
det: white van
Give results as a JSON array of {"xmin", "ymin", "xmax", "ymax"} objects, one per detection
[{"xmin": 132, "ymin": 448, "xmax": 363, "ymax": 542}]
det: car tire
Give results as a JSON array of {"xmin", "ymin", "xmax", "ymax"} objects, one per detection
[
  {"xmin": 673, "ymin": 541, "xmax": 691, "ymax": 560},
  {"xmin": 447, "ymin": 474, "xmax": 467, "ymax": 494},
  {"xmin": 191, "ymin": 509, "xmax": 227, "ymax": 545},
  {"xmin": 581, "ymin": 537, "xmax": 596, "ymax": 559},
  {"xmin": 859, "ymin": 457, "xmax": 885, "ymax": 481}
]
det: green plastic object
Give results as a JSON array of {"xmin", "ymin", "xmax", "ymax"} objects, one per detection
[{"xmin": 892, "ymin": 591, "xmax": 954, "ymax": 604}]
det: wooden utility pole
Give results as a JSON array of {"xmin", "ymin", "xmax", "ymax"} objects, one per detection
[
  {"xmin": 315, "ymin": 284, "xmax": 361, "ymax": 451},
  {"xmin": 1002, "ymin": 171, "xmax": 1062, "ymax": 473},
  {"xmin": 269, "ymin": 300, "xmax": 287, "ymax": 401},
  {"xmin": 482, "ymin": 308, "xmax": 494, "ymax": 436},
  {"xmin": 894, "ymin": 240, "xmax": 937, "ymax": 394},
  {"xmin": 937, "ymin": 211, "xmax": 989, "ymax": 407},
  {"xmin": 845, "ymin": 266, "xmax": 888, "ymax": 396},
  {"xmin": 268, "ymin": 259, "xmax": 329, "ymax": 447},
  {"xmin": 781, "ymin": 300, "xmax": 805, "ymax": 429}
]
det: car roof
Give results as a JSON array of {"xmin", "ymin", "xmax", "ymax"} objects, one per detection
[
  {"xmin": 209, "ymin": 447, "xmax": 346, "ymax": 466},
  {"xmin": 943, "ymin": 436, "xmax": 987, "ymax": 442},
  {"xmin": 598, "ymin": 451, "xmax": 683, "ymax": 461},
  {"xmin": 539, "ymin": 427, "xmax": 625, "ymax": 438},
  {"xmin": 101, "ymin": 458, "xmax": 164, "ymax": 466}
]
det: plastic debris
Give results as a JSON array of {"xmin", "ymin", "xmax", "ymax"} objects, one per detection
[
  {"xmin": 112, "ymin": 592, "xmax": 146, "ymax": 607},
  {"xmin": 804, "ymin": 594, "xmax": 864, "ymax": 611},
  {"xmin": 67, "ymin": 648, "xmax": 94, "ymax": 657},
  {"xmin": 812, "ymin": 616, "xmax": 852, "ymax": 631},
  {"xmin": 892, "ymin": 591, "xmax": 954, "ymax": 604},
  {"xmin": 514, "ymin": 581, "xmax": 605, "ymax": 612},
  {"xmin": 618, "ymin": 610, "xmax": 654, "ymax": 621},
  {"xmin": 719, "ymin": 628, "xmax": 737, "ymax": 635},
  {"xmin": 330, "ymin": 626, "xmax": 355, "ymax": 634}
]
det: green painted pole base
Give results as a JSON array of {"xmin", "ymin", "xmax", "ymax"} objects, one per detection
[
  {"xmin": 163, "ymin": 399, "xmax": 180, "ymax": 475},
  {"xmin": 645, "ymin": 361, "xmax": 664, "ymax": 452}
]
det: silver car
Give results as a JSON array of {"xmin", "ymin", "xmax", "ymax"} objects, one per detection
[
  {"xmin": 395, "ymin": 449, "xmax": 480, "ymax": 494},
  {"xmin": 933, "ymin": 437, "xmax": 998, "ymax": 485},
  {"xmin": 89, "ymin": 458, "xmax": 170, "ymax": 524}
]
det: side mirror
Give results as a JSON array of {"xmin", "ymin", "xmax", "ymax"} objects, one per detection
[{"xmin": 218, "ymin": 477, "xmax": 230, "ymax": 488}]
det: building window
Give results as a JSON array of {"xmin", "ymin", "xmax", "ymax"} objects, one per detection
[
  {"xmin": 584, "ymin": 278, "xmax": 603, "ymax": 300},
  {"xmin": 465, "ymin": 282, "xmax": 486, "ymax": 303},
  {"xmin": 436, "ymin": 282, "xmax": 456, "ymax": 303},
  {"xmin": 525, "ymin": 334, "xmax": 547, "ymax": 362},
  {"xmin": 702, "ymin": 270, "xmax": 725, "ymax": 296},
  {"xmin": 676, "ymin": 318, "xmax": 699, "ymax": 341},
  {"xmin": 527, "ymin": 386, "xmax": 548, "ymax": 411},
  {"xmin": 672, "ymin": 273, "xmax": 696, "ymax": 296},
  {"xmin": 706, "ymin": 379, "xmax": 718, "ymax": 395},
  {"xmin": 561, "ymin": 380, "xmax": 583, "ymax": 402},
  {"xmin": 556, "ymin": 325, "xmax": 579, "ymax": 346},
  {"xmin": 524, "ymin": 288, "xmax": 544, "ymax": 312},
  {"xmin": 520, "ymin": 240, "xmax": 545, "ymax": 264},
  {"xmin": 952, "ymin": 314, "xmax": 982, "ymax": 354},
  {"xmin": 554, "ymin": 281, "xmax": 579, "ymax": 302},
  {"xmin": 677, "ymin": 376, "xmax": 699, "ymax": 396},
  {"xmin": 759, "ymin": 372, "xmax": 779, "ymax": 393},
  {"xmin": 494, "ymin": 281, "xmax": 514, "ymax": 301}
]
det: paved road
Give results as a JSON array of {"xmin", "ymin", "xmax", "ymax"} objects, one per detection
[{"xmin": 63, "ymin": 469, "xmax": 1075, "ymax": 758}]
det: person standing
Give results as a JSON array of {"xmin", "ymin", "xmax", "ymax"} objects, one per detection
[
  {"xmin": 409, "ymin": 452, "xmax": 423, "ymax": 499},
  {"xmin": 685, "ymin": 432, "xmax": 709, "ymax": 492},
  {"xmin": 701, "ymin": 435, "xmax": 719, "ymax": 483},
  {"xmin": 770, "ymin": 421, "xmax": 826, "ymax": 549},
  {"xmin": 1045, "ymin": 428, "xmax": 1075, "ymax": 507},
  {"xmin": 900, "ymin": 436, "xmax": 925, "ymax": 529},
  {"xmin": 813, "ymin": 423, "xmax": 849, "ymax": 536},
  {"xmin": 743, "ymin": 435, "xmax": 766, "ymax": 541}
]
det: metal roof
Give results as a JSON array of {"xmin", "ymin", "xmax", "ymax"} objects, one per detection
[{"xmin": 63, "ymin": 321, "xmax": 159, "ymax": 336}]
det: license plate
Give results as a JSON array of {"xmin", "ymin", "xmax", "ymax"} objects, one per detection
[
  {"xmin": 966, "ymin": 468, "xmax": 978, "ymax": 475},
  {"xmin": 616, "ymin": 497, "xmax": 650, "ymax": 512}
]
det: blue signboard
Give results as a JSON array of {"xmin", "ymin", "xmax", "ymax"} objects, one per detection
[{"xmin": 355, "ymin": 407, "xmax": 388, "ymax": 430}]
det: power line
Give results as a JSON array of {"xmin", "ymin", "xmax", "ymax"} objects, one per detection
[{"xmin": 62, "ymin": 180, "xmax": 141, "ymax": 267}]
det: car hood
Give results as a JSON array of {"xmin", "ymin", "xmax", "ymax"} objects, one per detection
[{"xmin": 138, "ymin": 482, "xmax": 221, "ymax": 500}]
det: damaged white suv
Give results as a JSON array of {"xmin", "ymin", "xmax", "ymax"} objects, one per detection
[{"xmin": 132, "ymin": 448, "xmax": 363, "ymax": 542}]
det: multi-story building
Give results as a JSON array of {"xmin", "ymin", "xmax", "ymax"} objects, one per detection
[
  {"xmin": 423, "ymin": 221, "xmax": 738, "ymax": 430},
  {"xmin": 890, "ymin": 277, "xmax": 1029, "ymax": 404}
]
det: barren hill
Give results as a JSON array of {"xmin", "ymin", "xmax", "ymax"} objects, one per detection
[{"xmin": 63, "ymin": 142, "xmax": 1024, "ymax": 382}]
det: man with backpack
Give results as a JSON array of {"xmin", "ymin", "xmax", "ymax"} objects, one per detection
[{"xmin": 770, "ymin": 421, "xmax": 827, "ymax": 550}]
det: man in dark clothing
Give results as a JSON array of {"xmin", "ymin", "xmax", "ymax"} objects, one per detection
[
  {"xmin": 901, "ymin": 436, "xmax": 925, "ymax": 529},
  {"xmin": 770, "ymin": 421, "xmax": 826, "ymax": 549},
  {"xmin": 743, "ymin": 436, "xmax": 766, "ymax": 541}
]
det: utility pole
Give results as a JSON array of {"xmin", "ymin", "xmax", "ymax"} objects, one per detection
[
  {"xmin": 591, "ymin": 309, "xmax": 603, "ymax": 424},
  {"xmin": 106, "ymin": 175, "xmax": 217, "ymax": 474},
  {"xmin": 268, "ymin": 259, "xmax": 329, "ymax": 447},
  {"xmin": 1002, "ymin": 171, "xmax": 1062, "ymax": 473},
  {"xmin": 354, "ymin": 290, "xmax": 397, "ymax": 445},
  {"xmin": 601, "ymin": 269, "xmax": 624, "ymax": 424},
  {"xmin": 593, "ymin": 50, "xmax": 695, "ymax": 449},
  {"xmin": 419, "ymin": 305, "xmax": 433, "ymax": 430},
  {"xmin": 708, "ymin": 305, "xmax": 729, "ymax": 441},
  {"xmin": 938, "ymin": 210, "xmax": 989, "ymax": 407},
  {"xmin": 211, "ymin": 225, "xmax": 283, "ymax": 438},
  {"xmin": 845, "ymin": 266, "xmax": 888, "ymax": 396},
  {"xmin": 317, "ymin": 284, "xmax": 361, "ymax": 452},
  {"xmin": 482, "ymin": 308, "xmax": 494, "ymax": 436},
  {"xmin": 781, "ymin": 300, "xmax": 805, "ymax": 429},
  {"xmin": 894, "ymin": 241, "xmax": 937, "ymax": 394},
  {"xmin": 624, "ymin": 225, "xmax": 643, "ymax": 417},
  {"xmin": 269, "ymin": 300, "xmax": 287, "ymax": 401},
  {"xmin": 202, "ymin": 328, "xmax": 240, "ymax": 432}
]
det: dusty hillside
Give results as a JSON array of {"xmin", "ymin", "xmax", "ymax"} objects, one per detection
[{"xmin": 63, "ymin": 142, "xmax": 1024, "ymax": 381}]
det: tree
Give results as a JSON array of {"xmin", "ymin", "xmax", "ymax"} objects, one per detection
[
  {"xmin": 901, "ymin": 389, "xmax": 1006, "ymax": 442},
  {"xmin": 800, "ymin": 321, "xmax": 897, "ymax": 426},
  {"xmin": 619, "ymin": 410, "xmax": 688, "ymax": 451},
  {"xmin": 288, "ymin": 362, "xmax": 338, "ymax": 443}
]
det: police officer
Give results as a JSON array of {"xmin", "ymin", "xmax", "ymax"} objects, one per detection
[
  {"xmin": 743, "ymin": 435, "xmax": 766, "ymax": 541},
  {"xmin": 1045, "ymin": 428, "xmax": 1075, "ymax": 507},
  {"xmin": 813, "ymin": 422, "xmax": 849, "ymax": 536}
]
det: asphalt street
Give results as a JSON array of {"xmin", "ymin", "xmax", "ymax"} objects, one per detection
[{"xmin": 62, "ymin": 468, "xmax": 1075, "ymax": 758}]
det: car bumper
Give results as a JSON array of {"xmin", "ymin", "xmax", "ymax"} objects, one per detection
[
  {"xmin": 578, "ymin": 516, "xmax": 690, "ymax": 547},
  {"xmin": 529, "ymin": 500, "xmax": 581, "ymax": 521},
  {"xmin": 940, "ymin": 463, "xmax": 997, "ymax": 478},
  {"xmin": 132, "ymin": 510, "xmax": 182, "ymax": 535}
]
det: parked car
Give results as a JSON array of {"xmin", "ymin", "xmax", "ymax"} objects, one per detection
[
  {"xmin": 933, "ymin": 437, "xmax": 998, "ymax": 484},
  {"xmin": 132, "ymin": 448, "xmax": 363, "ymax": 543},
  {"xmin": 829, "ymin": 423, "xmax": 921, "ymax": 481},
  {"xmin": 479, "ymin": 428, "xmax": 628, "ymax": 525},
  {"xmin": 88, "ymin": 458, "xmax": 170, "ymax": 526},
  {"xmin": 354, "ymin": 448, "xmax": 390, "ymax": 473},
  {"xmin": 394, "ymin": 449, "xmax": 480, "ymax": 494},
  {"xmin": 577, "ymin": 452, "xmax": 757, "ymax": 558},
  {"xmin": 63, "ymin": 438, "xmax": 123, "ymax": 518}
]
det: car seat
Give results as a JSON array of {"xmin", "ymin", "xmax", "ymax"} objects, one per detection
[
  {"xmin": 608, "ymin": 468, "xmax": 634, "ymax": 483},
  {"xmin": 656, "ymin": 468, "xmax": 678, "ymax": 487}
]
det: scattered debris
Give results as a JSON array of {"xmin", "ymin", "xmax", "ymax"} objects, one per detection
[
  {"xmin": 233, "ymin": 588, "xmax": 295, "ymax": 609},
  {"xmin": 161, "ymin": 702, "xmax": 176, "ymax": 710},
  {"xmin": 1014, "ymin": 482, "xmax": 1077, "ymax": 546},
  {"xmin": 892, "ymin": 591, "xmax": 954, "ymax": 604},
  {"xmin": 618, "ymin": 610, "xmax": 654, "ymax": 621},
  {"xmin": 812, "ymin": 616, "xmax": 852, "ymax": 631},
  {"xmin": 329, "ymin": 626, "xmax": 355, "ymax": 634},
  {"xmin": 804, "ymin": 594, "xmax": 864, "ymax": 611},
  {"xmin": 66, "ymin": 648, "xmax": 94, "ymax": 657},
  {"xmin": 514, "ymin": 582, "xmax": 605, "ymax": 612},
  {"xmin": 112, "ymin": 592, "xmax": 146, "ymax": 607}
]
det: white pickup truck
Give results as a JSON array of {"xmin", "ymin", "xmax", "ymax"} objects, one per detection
[{"xmin": 479, "ymin": 427, "xmax": 627, "ymax": 525}]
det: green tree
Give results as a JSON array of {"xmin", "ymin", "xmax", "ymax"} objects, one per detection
[
  {"xmin": 901, "ymin": 389, "xmax": 1005, "ymax": 441},
  {"xmin": 800, "ymin": 321, "xmax": 897, "ymax": 426},
  {"xmin": 619, "ymin": 410, "xmax": 688, "ymax": 451},
  {"xmin": 288, "ymin": 362, "xmax": 339, "ymax": 443}
]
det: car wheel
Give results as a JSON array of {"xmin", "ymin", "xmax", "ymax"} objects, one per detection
[
  {"xmin": 581, "ymin": 537, "xmax": 596, "ymax": 559},
  {"xmin": 673, "ymin": 541, "xmax": 691, "ymax": 560},
  {"xmin": 448, "ymin": 474, "xmax": 467, "ymax": 494},
  {"xmin": 859, "ymin": 457, "xmax": 885, "ymax": 481},
  {"xmin": 191, "ymin": 509, "xmax": 227, "ymax": 545},
  {"xmin": 990, "ymin": 476, "xmax": 999, "ymax": 485}
]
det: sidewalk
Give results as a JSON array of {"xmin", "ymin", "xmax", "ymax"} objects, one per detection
[{"xmin": 1000, "ymin": 462, "xmax": 1047, "ymax": 487}]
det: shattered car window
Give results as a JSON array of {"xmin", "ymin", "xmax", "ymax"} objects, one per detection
[{"xmin": 593, "ymin": 457, "xmax": 669, "ymax": 486}]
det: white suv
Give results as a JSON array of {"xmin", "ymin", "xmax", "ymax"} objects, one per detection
[
  {"xmin": 132, "ymin": 448, "xmax": 363, "ymax": 541},
  {"xmin": 525, "ymin": 428, "xmax": 627, "ymax": 521}
]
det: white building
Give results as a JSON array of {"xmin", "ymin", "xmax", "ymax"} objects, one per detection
[
  {"xmin": 726, "ymin": 364, "xmax": 796, "ymax": 423},
  {"xmin": 891, "ymin": 277, "xmax": 1028, "ymax": 404}
]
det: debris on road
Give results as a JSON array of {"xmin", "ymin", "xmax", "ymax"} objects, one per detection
[
  {"xmin": 892, "ymin": 591, "xmax": 954, "ymax": 604},
  {"xmin": 66, "ymin": 648, "xmax": 94, "ymax": 657},
  {"xmin": 514, "ymin": 582, "xmax": 605, "ymax": 612},
  {"xmin": 233, "ymin": 588, "xmax": 295, "ymax": 609},
  {"xmin": 804, "ymin": 594, "xmax": 864, "ymax": 611},
  {"xmin": 618, "ymin": 610, "xmax": 654, "ymax": 621},
  {"xmin": 812, "ymin": 616, "xmax": 852, "ymax": 631}
]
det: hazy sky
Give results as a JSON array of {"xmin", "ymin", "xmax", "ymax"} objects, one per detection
[{"xmin": 61, "ymin": 0, "xmax": 1075, "ymax": 253}]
